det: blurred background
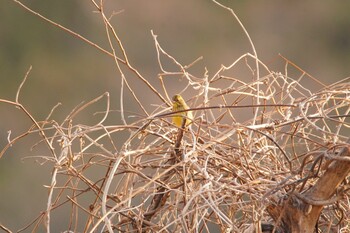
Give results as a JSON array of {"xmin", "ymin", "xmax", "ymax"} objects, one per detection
[{"xmin": 1, "ymin": 0, "xmax": 349, "ymax": 231}]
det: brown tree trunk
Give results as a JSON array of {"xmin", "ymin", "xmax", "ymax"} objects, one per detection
[{"xmin": 267, "ymin": 144, "xmax": 350, "ymax": 233}]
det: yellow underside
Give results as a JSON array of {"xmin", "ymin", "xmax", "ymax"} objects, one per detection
[{"xmin": 172, "ymin": 112, "xmax": 193, "ymax": 127}]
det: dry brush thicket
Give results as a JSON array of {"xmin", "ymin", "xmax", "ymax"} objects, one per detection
[
  {"xmin": 2, "ymin": 55, "xmax": 350, "ymax": 233},
  {"xmin": 2, "ymin": 1, "xmax": 350, "ymax": 233}
]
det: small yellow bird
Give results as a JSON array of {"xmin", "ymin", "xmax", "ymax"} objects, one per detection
[{"xmin": 172, "ymin": 94, "xmax": 193, "ymax": 128}]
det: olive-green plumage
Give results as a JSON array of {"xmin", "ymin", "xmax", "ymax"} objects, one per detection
[{"xmin": 172, "ymin": 94, "xmax": 193, "ymax": 127}]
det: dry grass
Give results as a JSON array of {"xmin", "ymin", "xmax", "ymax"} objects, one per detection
[{"xmin": 2, "ymin": 1, "xmax": 350, "ymax": 233}]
